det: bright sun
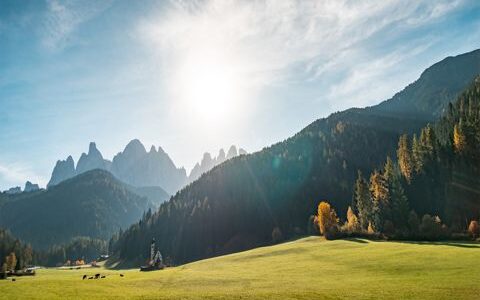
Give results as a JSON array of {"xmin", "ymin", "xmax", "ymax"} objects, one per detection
[{"xmin": 172, "ymin": 50, "xmax": 244, "ymax": 127}]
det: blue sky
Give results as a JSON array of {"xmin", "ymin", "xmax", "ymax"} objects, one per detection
[{"xmin": 1, "ymin": 0, "xmax": 480, "ymax": 190}]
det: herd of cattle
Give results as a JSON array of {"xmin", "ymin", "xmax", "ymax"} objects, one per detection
[{"xmin": 82, "ymin": 273, "xmax": 124, "ymax": 280}]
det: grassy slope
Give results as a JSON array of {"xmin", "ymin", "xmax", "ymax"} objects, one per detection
[{"xmin": 1, "ymin": 237, "xmax": 479, "ymax": 299}]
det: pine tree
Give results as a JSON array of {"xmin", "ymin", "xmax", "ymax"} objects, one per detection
[
  {"xmin": 412, "ymin": 134, "xmax": 423, "ymax": 172},
  {"xmin": 390, "ymin": 174, "xmax": 409, "ymax": 231},
  {"xmin": 369, "ymin": 170, "xmax": 388, "ymax": 231},
  {"xmin": 421, "ymin": 124, "xmax": 436, "ymax": 158},
  {"xmin": 397, "ymin": 134, "xmax": 413, "ymax": 182},
  {"xmin": 383, "ymin": 156, "xmax": 395, "ymax": 183},
  {"xmin": 354, "ymin": 171, "xmax": 372, "ymax": 229}
]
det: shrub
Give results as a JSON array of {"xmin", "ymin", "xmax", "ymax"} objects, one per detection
[
  {"xmin": 468, "ymin": 220, "xmax": 479, "ymax": 239},
  {"xmin": 271, "ymin": 227, "xmax": 284, "ymax": 244}
]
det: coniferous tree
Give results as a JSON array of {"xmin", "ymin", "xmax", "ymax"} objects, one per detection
[
  {"xmin": 369, "ymin": 170, "xmax": 388, "ymax": 231},
  {"xmin": 397, "ymin": 134, "xmax": 413, "ymax": 182},
  {"xmin": 354, "ymin": 171, "xmax": 372, "ymax": 229},
  {"xmin": 412, "ymin": 134, "xmax": 423, "ymax": 173},
  {"xmin": 390, "ymin": 174, "xmax": 409, "ymax": 231}
]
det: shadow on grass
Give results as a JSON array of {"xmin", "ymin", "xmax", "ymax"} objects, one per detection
[
  {"xmin": 397, "ymin": 241, "xmax": 480, "ymax": 248},
  {"xmin": 344, "ymin": 238, "xmax": 369, "ymax": 244}
]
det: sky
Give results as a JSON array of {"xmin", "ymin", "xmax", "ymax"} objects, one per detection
[{"xmin": 1, "ymin": 0, "xmax": 480, "ymax": 190}]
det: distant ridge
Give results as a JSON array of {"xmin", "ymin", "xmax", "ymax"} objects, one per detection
[
  {"xmin": 48, "ymin": 140, "xmax": 187, "ymax": 194},
  {"xmin": 188, "ymin": 145, "xmax": 247, "ymax": 182},
  {"xmin": 48, "ymin": 140, "xmax": 247, "ymax": 193},
  {"xmin": 1, "ymin": 169, "xmax": 156, "ymax": 249}
]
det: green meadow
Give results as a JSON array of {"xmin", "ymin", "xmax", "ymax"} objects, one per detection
[{"xmin": 1, "ymin": 237, "xmax": 479, "ymax": 299}]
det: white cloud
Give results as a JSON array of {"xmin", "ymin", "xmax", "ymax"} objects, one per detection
[
  {"xmin": 42, "ymin": 0, "xmax": 113, "ymax": 50},
  {"xmin": 138, "ymin": 0, "xmax": 465, "ymax": 110},
  {"xmin": 0, "ymin": 161, "xmax": 46, "ymax": 190}
]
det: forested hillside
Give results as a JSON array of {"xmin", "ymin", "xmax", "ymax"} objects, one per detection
[
  {"xmin": 111, "ymin": 50, "xmax": 480, "ymax": 265},
  {"xmin": 0, "ymin": 170, "xmax": 154, "ymax": 249}
]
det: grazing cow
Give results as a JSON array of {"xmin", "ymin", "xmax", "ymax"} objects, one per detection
[
  {"xmin": 120, "ymin": 274, "xmax": 124, "ymax": 277},
  {"xmin": 95, "ymin": 274, "xmax": 100, "ymax": 279},
  {"xmin": 82, "ymin": 275, "xmax": 87, "ymax": 280},
  {"xmin": 88, "ymin": 277, "xmax": 93, "ymax": 279},
  {"xmin": 12, "ymin": 278, "xmax": 16, "ymax": 282},
  {"xmin": 101, "ymin": 276, "xmax": 106, "ymax": 278}
]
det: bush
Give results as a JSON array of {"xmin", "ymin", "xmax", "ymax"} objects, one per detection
[
  {"xmin": 419, "ymin": 215, "xmax": 449, "ymax": 240},
  {"xmin": 272, "ymin": 227, "xmax": 284, "ymax": 244},
  {"xmin": 468, "ymin": 220, "xmax": 479, "ymax": 239}
]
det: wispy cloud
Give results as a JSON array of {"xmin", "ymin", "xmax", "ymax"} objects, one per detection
[
  {"xmin": 141, "ymin": 0, "xmax": 463, "ymax": 79},
  {"xmin": 0, "ymin": 161, "xmax": 46, "ymax": 190},
  {"xmin": 139, "ymin": 0, "xmax": 465, "ymax": 107},
  {"xmin": 41, "ymin": 0, "xmax": 113, "ymax": 50}
]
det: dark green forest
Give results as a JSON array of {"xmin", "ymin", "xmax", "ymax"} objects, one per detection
[
  {"xmin": 0, "ymin": 229, "xmax": 108, "ymax": 269},
  {"xmin": 110, "ymin": 50, "xmax": 480, "ymax": 265},
  {"xmin": 0, "ymin": 169, "xmax": 154, "ymax": 249}
]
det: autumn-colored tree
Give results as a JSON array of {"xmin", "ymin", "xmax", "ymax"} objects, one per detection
[
  {"xmin": 370, "ymin": 170, "xmax": 388, "ymax": 204},
  {"xmin": 453, "ymin": 123, "xmax": 466, "ymax": 154},
  {"xmin": 5, "ymin": 252, "xmax": 17, "ymax": 272},
  {"xmin": 367, "ymin": 222, "xmax": 375, "ymax": 234},
  {"xmin": 317, "ymin": 201, "xmax": 339, "ymax": 239},
  {"xmin": 354, "ymin": 171, "xmax": 371, "ymax": 229},
  {"xmin": 468, "ymin": 220, "xmax": 479, "ymax": 239},
  {"xmin": 397, "ymin": 134, "xmax": 413, "ymax": 182},
  {"xmin": 346, "ymin": 206, "xmax": 361, "ymax": 233}
]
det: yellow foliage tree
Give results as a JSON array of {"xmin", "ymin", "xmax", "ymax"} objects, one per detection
[
  {"xmin": 346, "ymin": 206, "xmax": 361, "ymax": 232},
  {"xmin": 367, "ymin": 222, "xmax": 375, "ymax": 234},
  {"xmin": 453, "ymin": 123, "xmax": 466, "ymax": 154},
  {"xmin": 317, "ymin": 201, "xmax": 339, "ymax": 239}
]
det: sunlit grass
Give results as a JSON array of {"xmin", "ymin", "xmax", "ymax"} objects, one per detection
[{"xmin": 1, "ymin": 237, "xmax": 479, "ymax": 299}]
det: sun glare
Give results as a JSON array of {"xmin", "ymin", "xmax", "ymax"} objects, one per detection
[{"xmin": 171, "ymin": 50, "xmax": 245, "ymax": 128}]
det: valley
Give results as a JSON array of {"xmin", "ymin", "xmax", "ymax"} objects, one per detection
[{"xmin": 1, "ymin": 237, "xmax": 479, "ymax": 299}]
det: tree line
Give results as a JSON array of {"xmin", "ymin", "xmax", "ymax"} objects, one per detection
[
  {"xmin": 1, "ymin": 228, "xmax": 108, "ymax": 275},
  {"xmin": 315, "ymin": 77, "xmax": 480, "ymax": 240}
]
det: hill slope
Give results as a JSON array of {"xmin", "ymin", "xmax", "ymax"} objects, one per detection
[
  {"xmin": 113, "ymin": 49, "xmax": 480, "ymax": 264},
  {"xmin": 2, "ymin": 238, "xmax": 480, "ymax": 299},
  {"xmin": 0, "ymin": 169, "xmax": 153, "ymax": 249}
]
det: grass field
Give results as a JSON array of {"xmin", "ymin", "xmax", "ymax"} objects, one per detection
[{"xmin": 1, "ymin": 237, "xmax": 479, "ymax": 299}]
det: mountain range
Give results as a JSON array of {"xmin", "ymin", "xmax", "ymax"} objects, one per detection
[
  {"xmin": 189, "ymin": 145, "xmax": 247, "ymax": 182},
  {"xmin": 48, "ymin": 140, "xmax": 186, "ymax": 194},
  {"xmin": 48, "ymin": 140, "xmax": 246, "ymax": 194},
  {"xmin": 111, "ymin": 49, "xmax": 480, "ymax": 265}
]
